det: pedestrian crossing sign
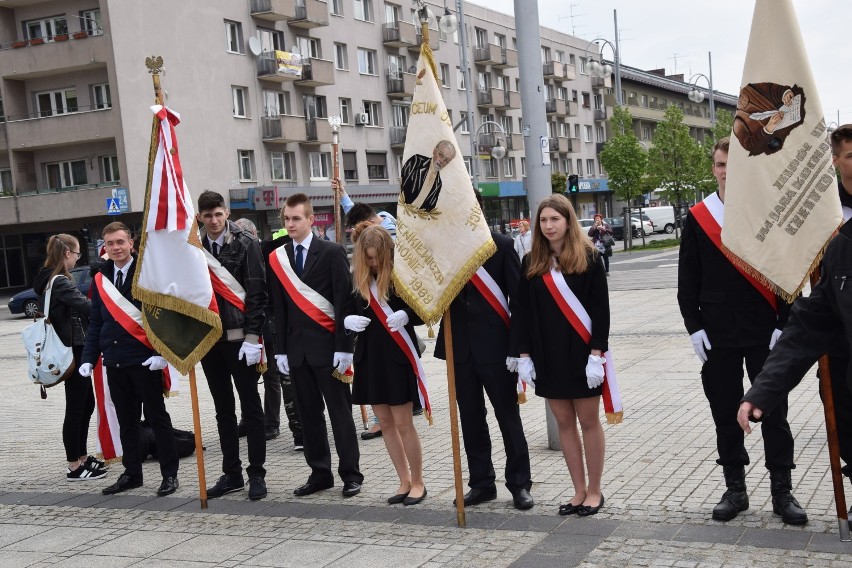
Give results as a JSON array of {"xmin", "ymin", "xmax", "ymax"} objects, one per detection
[{"xmin": 106, "ymin": 197, "xmax": 122, "ymax": 215}]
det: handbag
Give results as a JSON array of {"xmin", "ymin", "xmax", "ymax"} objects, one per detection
[
  {"xmin": 22, "ymin": 275, "xmax": 75, "ymax": 395},
  {"xmin": 601, "ymin": 233, "xmax": 615, "ymax": 248}
]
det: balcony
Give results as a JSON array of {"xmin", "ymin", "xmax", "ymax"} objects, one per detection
[
  {"xmin": 594, "ymin": 108, "xmax": 608, "ymax": 121},
  {"xmin": 4, "ymin": 107, "xmax": 118, "ymax": 150},
  {"xmin": 591, "ymin": 76, "xmax": 611, "ymax": 89},
  {"xmin": 567, "ymin": 137, "xmax": 580, "ymax": 153},
  {"xmin": 386, "ymin": 72, "xmax": 415, "ymax": 98},
  {"xmin": 502, "ymin": 90, "xmax": 521, "ymax": 109},
  {"xmin": 250, "ymin": 0, "xmax": 297, "ymax": 21},
  {"xmin": 13, "ymin": 184, "xmax": 118, "ymax": 224},
  {"xmin": 474, "ymin": 44, "xmax": 517, "ymax": 69},
  {"xmin": 1, "ymin": 33, "xmax": 108, "ymax": 80},
  {"xmin": 287, "ymin": 0, "xmax": 329, "ymax": 29},
  {"xmin": 476, "ymin": 87, "xmax": 503, "ymax": 108},
  {"xmin": 505, "ymin": 133, "xmax": 523, "ymax": 151},
  {"xmin": 545, "ymin": 98, "xmax": 567, "ymax": 116},
  {"xmin": 409, "ymin": 32, "xmax": 439, "ymax": 52},
  {"xmin": 556, "ymin": 136, "xmax": 574, "ymax": 154},
  {"xmin": 302, "ymin": 117, "xmax": 332, "ymax": 144},
  {"xmin": 390, "ymin": 126, "xmax": 407, "ymax": 148},
  {"xmin": 256, "ymin": 52, "xmax": 301, "ymax": 83},
  {"xmin": 548, "ymin": 137, "xmax": 559, "ymax": 152},
  {"xmin": 295, "ymin": 58, "xmax": 335, "ymax": 87},
  {"xmin": 542, "ymin": 61, "xmax": 573, "ymax": 81},
  {"xmin": 565, "ymin": 100, "xmax": 578, "ymax": 117},
  {"xmin": 261, "ymin": 115, "xmax": 307, "ymax": 142},
  {"xmin": 382, "ymin": 21, "xmax": 417, "ymax": 48}
]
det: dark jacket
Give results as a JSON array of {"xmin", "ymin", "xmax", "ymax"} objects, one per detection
[
  {"xmin": 351, "ymin": 288, "xmax": 423, "ymax": 366},
  {"xmin": 82, "ymin": 256, "xmax": 156, "ymax": 367},
  {"xmin": 202, "ymin": 220, "xmax": 267, "ymax": 343},
  {"xmin": 33, "ymin": 267, "xmax": 91, "ymax": 348},
  {"xmin": 434, "ymin": 232, "xmax": 519, "ymax": 365},
  {"xmin": 743, "ymin": 220, "xmax": 852, "ymax": 413}
]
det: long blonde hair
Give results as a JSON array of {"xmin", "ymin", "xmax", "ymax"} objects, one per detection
[
  {"xmin": 526, "ymin": 194, "xmax": 595, "ymax": 277},
  {"xmin": 352, "ymin": 222, "xmax": 394, "ymax": 302},
  {"xmin": 44, "ymin": 234, "xmax": 79, "ymax": 281}
]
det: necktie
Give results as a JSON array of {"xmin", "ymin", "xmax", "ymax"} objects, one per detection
[
  {"xmin": 115, "ymin": 270, "xmax": 123, "ymax": 289},
  {"xmin": 295, "ymin": 244, "xmax": 304, "ymax": 277},
  {"xmin": 212, "ymin": 242, "xmax": 219, "ymax": 257}
]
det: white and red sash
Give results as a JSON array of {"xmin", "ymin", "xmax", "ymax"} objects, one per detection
[
  {"xmin": 541, "ymin": 268, "xmax": 623, "ymax": 424},
  {"xmin": 691, "ymin": 193, "xmax": 778, "ymax": 313},
  {"xmin": 269, "ymin": 245, "xmax": 335, "ymax": 332},
  {"xmin": 368, "ymin": 280, "xmax": 432, "ymax": 424}
]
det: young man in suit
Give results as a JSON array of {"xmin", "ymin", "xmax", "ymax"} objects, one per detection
[
  {"xmin": 435, "ymin": 191, "xmax": 533, "ymax": 510},
  {"xmin": 269, "ymin": 193, "xmax": 363, "ymax": 497},
  {"xmin": 79, "ymin": 222, "xmax": 179, "ymax": 497},
  {"xmin": 677, "ymin": 137, "xmax": 807, "ymax": 525}
]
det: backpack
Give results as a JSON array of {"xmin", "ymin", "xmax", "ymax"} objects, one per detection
[{"xmin": 22, "ymin": 275, "xmax": 74, "ymax": 397}]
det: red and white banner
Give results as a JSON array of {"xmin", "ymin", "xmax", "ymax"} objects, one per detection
[{"xmin": 542, "ymin": 268, "xmax": 623, "ymax": 424}]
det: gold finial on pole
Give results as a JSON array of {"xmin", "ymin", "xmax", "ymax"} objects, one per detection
[
  {"xmin": 416, "ymin": 1, "xmax": 430, "ymax": 46},
  {"xmin": 146, "ymin": 56, "xmax": 165, "ymax": 106}
]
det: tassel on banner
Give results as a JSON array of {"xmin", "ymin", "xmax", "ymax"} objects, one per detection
[
  {"xmin": 606, "ymin": 411, "xmax": 624, "ymax": 425},
  {"xmin": 333, "ymin": 367, "xmax": 354, "ymax": 384},
  {"xmin": 517, "ymin": 378, "xmax": 527, "ymax": 404},
  {"xmin": 427, "ymin": 324, "xmax": 434, "ymax": 338},
  {"xmin": 424, "ymin": 409, "xmax": 433, "ymax": 426}
]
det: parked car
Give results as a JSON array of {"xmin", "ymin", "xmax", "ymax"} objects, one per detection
[
  {"xmin": 604, "ymin": 217, "xmax": 640, "ymax": 240},
  {"xmin": 636, "ymin": 214, "xmax": 655, "ymax": 236},
  {"xmin": 8, "ymin": 266, "xmax": 92, "ymax": 318},
  {"xmin": 642, "ymin": 206, "xmax": 677, "ymax": 234}
]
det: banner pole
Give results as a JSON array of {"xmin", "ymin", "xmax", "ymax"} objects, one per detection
[
  {"xmin": 443, "ymin": 309, "xmax": 466, "ymax": 527},
  {"xmin": 188, "ymin": 367, "xmax": 209, "ymax": 509},
  {"xmin": 331, "ymin": 129, "xmax": 342, "ymax": 244}
]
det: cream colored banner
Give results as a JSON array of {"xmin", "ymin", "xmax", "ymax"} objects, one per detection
[{"xmin": 722, "ymin": 0, "xmax": 841, "ymax": 300}]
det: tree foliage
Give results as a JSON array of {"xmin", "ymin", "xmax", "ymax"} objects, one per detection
[
  {"xmin": 698, "ymin": 108, "xmax": 734, "ymax": 194},
  {"xmin": 599, "ymin": 105, "xmax": 647, "ymax": 203},
  {"xmin": 551, "ymin": 171, "xmax": 567, "ymax": 194},
  {"xmin": 646, "ymin": 105, "xmax": 706, "ymax": 206}
]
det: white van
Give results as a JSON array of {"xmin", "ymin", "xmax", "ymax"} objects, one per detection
[{"xmin": 641, "ymin": 206, "xmax": 678, "ymax": 234}]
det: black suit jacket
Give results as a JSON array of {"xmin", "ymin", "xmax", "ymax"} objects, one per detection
[
  {"xmin": 270, "ymin": 237, "xmax": 353, "ymax": 367},
  {"xmin": 434, "ymin": 232, "xmax": 519, "ymax": 365}
]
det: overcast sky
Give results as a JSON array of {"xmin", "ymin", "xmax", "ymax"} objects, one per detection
[{"xmin": 476, "ymin": 0, "xmax": 849, "ymax": 125}]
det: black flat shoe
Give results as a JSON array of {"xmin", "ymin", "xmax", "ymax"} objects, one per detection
[
  {"xmin": 102, "ymin": 472, "xmax": 143, "ymax": 495},
  {"xmin": 403, "ymin": 489, "xmax": 427, "ymax": 506},
  {"xmin": 511, "ymin": 488, "xmax": 534, "ymax": 511},
  {"xmin": 387, "ymin": 491, "xmax": 409, "ymax": 504},
  {"xmin": 157, "ymin": 476, "xmax": 179, "ymax": 497},
  {"xmin": 360, "ymin": 429, "xmax": 383, "ymax": 440},
  {"xmin": 293, "ymin": 480, "xmax": 333, "ymax": 497},
  {"xmin": 558, "ymin": 502, "xmax": 581, "ymax": 516},
  {"xmin": 577, "ymin": 495, "xmax": 604, "ymax": 517}
]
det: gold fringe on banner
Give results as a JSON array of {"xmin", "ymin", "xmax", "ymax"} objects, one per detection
[
  {"xmin": 517, "ymin": 392, "xmax": 527, "ymax": 405},
  {"xmin": 606, "ymin": 411, "xmax": 624, "ymax": 425}
]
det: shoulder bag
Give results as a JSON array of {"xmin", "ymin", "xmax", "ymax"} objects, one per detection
[{"xmin": 22, "ymin": 275, "xmax": 75, "ymax": 396}]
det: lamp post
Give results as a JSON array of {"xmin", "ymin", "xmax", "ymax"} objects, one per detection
[
  {"xmin": 687, "ymin": 52, "xmax": 715, "ymax": 126},
  {"xmin": 471, "ymin": 120, "xmax": 507, "ymax": 224},
  {"xmin": 328, "ymin": 114, "xmax": 343, "ymax": 244},
  {"xmin": 583, "ymin": 37, "xmax": 620, "ymax": 106}
]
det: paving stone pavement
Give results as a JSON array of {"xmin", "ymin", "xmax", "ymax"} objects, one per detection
[{"xmin": 1, "ymin": 274, "xmax": 850, "ymax": 566}]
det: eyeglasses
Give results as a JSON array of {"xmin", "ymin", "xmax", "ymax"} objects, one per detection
[{"xmin": 70, "ymin": 251, "xmax": 82, "ymax": 258}]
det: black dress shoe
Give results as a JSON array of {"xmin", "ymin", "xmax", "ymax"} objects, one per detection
[
  {"xmin": 265, "ymin": 428, "xmax": 280, "ymax": 441},
  {"xmin": 342, "ymin": 481, "xmax": 362, "ymax": 497},
  {"xmin": 454, "ymin": 487, "xmax": 497, "ymax": 507},
  {"xmin": 207, "ymin": 474, "xmax": 245, "ymax": 499},
  {"xmin": 248, "ymin": 476, "xmax": 268, "ymax": 501},
  {"xmin": 387, "ymin": 492, "xmax": 409, "ymax": 504},
  {"xmin": 360, "ymin": 429, "xmax": 382, "ymax": 440},
  {"xmin": 157, "ymin": 476, "xmax": 179, "ymax": 496},
  {"xmin": 577, "ymin": 495, "xmax": 604, "ymax": 517},
  {"xmin": 511, "ymin": 488, "xmax": 534, "ymax": 511},
  {"xmin": 293, "ymin": 480, "xmax": 333, "ymax": 497},
  {"xmin": 403, "ymin": 488, "xmax": 427, "ymax": 506},
  {"xmin": 102, "ymin": 472, "xmax": 143, "ymax": 495}
]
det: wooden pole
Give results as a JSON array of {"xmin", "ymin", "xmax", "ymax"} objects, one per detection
[
  {"xmin": 188, "ymin": 367, "xmax": 209, "ymax": 509},
  {"xmin": 810, "ymin": 271, "xmax": 850, "ymax": 541},
  {"xmin": 332, "ymin": 131, "xmax": 343, "ymax": 244},
  {"xmin": 443, "ymin": 309, "xmax": 466, "ymax": 527}
]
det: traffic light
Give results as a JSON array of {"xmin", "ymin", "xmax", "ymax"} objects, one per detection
[{"xmin": 568, "ymin": 174, "xmax": 579, "ymax": 194}]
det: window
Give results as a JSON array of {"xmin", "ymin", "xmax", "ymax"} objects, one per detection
[
  {"xmin": 331, "ymin": 0, "xmax": 344, "ymax": 16},
  {"xmin": 271, "ymin": 152, "xmax": 294, "ymax": 180},
  {"xmin": 80, "ymin": 9, "xmax": 102, "ymax": 36},
  {"xmin": 596, "ymin": 125, "xmax": 605, "ymax": 142},
  {"xmin": 333, "ymin": 43, "xmax": 348, "ymax": 70},
  {"xmin": 574, "ymin": 124, "xmax": 581, "ymax": 139},
  {"xmin": 562, "ymin": 159, "xmax": 570, "ymax": 174},
  {"xmin": 521, "ymin": 157, "xmax": 526, "ymax": 177},
  {"xmin": 474, "ymin": 28, "xmax": 488, "ymax": 49},
  {"xmin": 440, "ymin": 64, "xmax": 450, "ymax": 87},
  {"xmin": 303, "ymin": 94, "xmax": 327, "ymax": 119},
  {"xmin": 343, "ymin": 151, "xmax": 358, "ymax": 181},
  {"xmin": 358, "ymin": 48, "xmax": 377, "ymax": 75},
  {"xmin": 225, "ymin": 20, "xmax": 244, "ymax": 54},
  {"xmin": 582, "ymin": 92, "xmax": 591, "ymax": 109},
  {"xmin": 232, "ymin": 86, "xmax": 248, "ymax": 118},
  {"xmin": 296, "ymin": 36, "xmax": 320, "ymax": 59},
  {"xmin": 384, "ymin": 2, "xmax": 401, "ymax": 24},
  {"xmin": 354, "ymin": 0, "xmax": 373, "ymax": 22},
  {"xmin": 256, "ymin": 28, "xmax": 284, "ymax": 53},
  {"xmin": 0, "ymin": 97, "xmax": 4, "ymax": 122},
  {"xmin": 309, "ymin": 152, "xmax": 331, "ymax": 180},
  {"xmin": 495, "ymin": 34, "xmax": 506, "ymax": 48},
  {"xmin": 46, "ymin": 160, "xmax": 87, "ymax": 189},
  {"xmin": 556, "ymin": 50, "xmax": 564, "ymax": 63},
  {"xmin": 584, "ymin": 125, "xmax": 592, "ymax": 142},
  {"xmin": 238, "ymin": 150, "xmax": 255, "ymax": 180},
  {"xmin": 478, "ymin": 71, "xmax": 491, "ymax": 91},
  {"xmin": 391, "ymin": 103, "xmax": 409, "ymax": 127},
  {"xmin": 501, "ymin": 116, "xmax": 513, "ymax": 135},
  {"xmin": 594, "ymin": 94, "xmax": 603, "ymax": 110},
  {"xmin": 579, "ymin": 57, "xmax": 587, "ymax": 74},
  {"xmin": 92, "ymin": 84, "xmax": 111, "ymax": 109},
  {"xmin": 495, "ymin": 74, "xmax": 506, "ymax": 90},
  {"xmin": 101, "ymin": 156, "xmax": 119, "ymax": 183},
  {"xmin": 504, "ymin": 158, "xmax": 515, "ymax": 178},
  {"xmin": 642, "ymin": 127, "xmax": 651, "ymax": 140},
  {"xmin": 25, "ymin": 16, "xmax": 67, "ymax": 40},
  {"xmin": 571, "ymin": 90, "xmax": 578, "ymax": 102},
  {"xmin": 641, "ymin": 94, "xmax": 648, "ymax": 108},
  {"xmin": 367, "ymin": 152, "xmax": 388, "ymax": 179},
  {"xmin": 35, "ymin": 88, "xmax": 77, "ymax": 117},
  {"xmin": 483, "ymin": 158, "xmax": 498, "ymax": 178},
  {"xmin": 0, "ymin": 168, "xmax": 11, "ymax": 193},
  {"xmin": 540, "ymin": 46, "xmax": 551, "ymax": 64},
  {"xmin": 463, "ymin": 157, "xmax": 472, "ymax": 176},
  {"xmin": 557, "ymin": 86, "xmax": 567, "ymax": 100},
  {"xmin": 569, "ymin": 53, "xmax": 576, "ymax": 65},
  {"xmin": 263, "ymin": 90, "xmax": 289, "ymax": 116},
  {"xmin": 586, "ymin": 159, "xmax": 595, "ymax": 176},
  {"xmin": 559, "ymin": 122, "xmax": 569, "ymax": 137},
  {"xmin": 339, "ymin": 98, "xmax": 351, "ymax": 124},
  {"xmin": 363, "ymin": 100, "xmax": 382, "ymax": 126},
  {"xmin": 388, "ymin": 54, "xmax": 405, "ymax": 78},
  {"xmin": 576, "ymin": 159, "xmax": 583, "ymax": 177},
  {"xmin": 456, "ymin": 67, "xmax": 467, "ymax": 90},
  {"xmin": 460, "ymin": 112, "xmax": 470, "ymax": 134}
]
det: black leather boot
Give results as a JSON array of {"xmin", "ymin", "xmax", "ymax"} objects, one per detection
[
  {"xmin": 712, "ymin": 466, "xmax": 749, "ymax": 521},
  {"xmin": 770, "ymin": 469, "xmax": 808, "ymax": 525}
]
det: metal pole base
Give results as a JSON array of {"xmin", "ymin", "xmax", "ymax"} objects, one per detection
[{"xmin": 839, "ymin": 517, "xmax": 851, "ymax": 542}]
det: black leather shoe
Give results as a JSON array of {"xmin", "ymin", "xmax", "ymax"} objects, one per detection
[
  {"xmin": 772, "ymin": 492, "xmax": 808, "ymax": 525},
  {"xmin": 265, "ymin": 428, "xmax": 280, "ymax": 441},
  {"xmin": 207, "ymin": 474, "xmax": 245, "ymax": 499},
  {"xmin": 387, "ymin": 492, "xmax": 409, "ymax": 504},
  {"xmin": 511, "ymin": 488, "xmax": 534, "ymax": 511},
  {"xmin": 157, "ymin": 476, "xmax": 179, "ymax": 496},
  {"xmin": 403, "ymin": 488, "xmax": 427, "ymax": 506},
  {"xmin": 360, "ymin": 429, "xmax": 382, "ymax": 440},
  {"xmin": 293, "ymin": 480, "xmax": 333, "ymax": 497},
  {"xmin": 577, "ymin": 495, "xmax": 605, "ymax": 517},
  {"xmin": 248, "ymin": 476, "xmax": 268, "ymax": 501},
  {"xmin": 454, "ymin": 487, "xmax": 497, "ymax": 507},
  {"xmin": 102, "ymin": 472, "xmax": 143, "ymax": 495},
  {"xmin": 342, "ymin": 481, "xmax": 362, "ymax": 497},
  {"xmin": 558, "ymin": 502, "xmax": 581, "ymax": 516}
]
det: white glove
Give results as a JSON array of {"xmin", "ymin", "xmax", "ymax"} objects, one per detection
[
  {"xmin": 275, "ymin": 354, "xmax": 290, "ymax": 375},
  {"xmin": 769, "ymin": 328, "xmax": 783, "ymax": 350},
  {"xmin": 238, "ymin": 342, "xmax": 263, "ymax": 366},
  {"xmin": 506, "ymin": 357, "xmax": 519, "ymax": 373},
  {"xmin": 517, "ymin": 356, "xmax": 536, "ymax": 388},
  {"xmin": 690, "ymin": 329, "xmax": 712, "ymax": 363},
  {"xmin": 344, "ymin": 315, "xmax": 371, "ymax": 332},
  {"xmin": 142, "ymin": 356, "xmax": 168, "ymax": 371},
  {"xmin": 586, "ymin": 354, "xmax": 606, "ymax": 389},
  {"xmin": 78, "ymin": 363, "xmax": 93, "ymax": 377},
  {"xmin": 386, "ymin": 310, "xmax": 409, "ymax": 332},
  {"xmin": 333, "ymin": 352, "xmax": 353, "ymax": 374}
]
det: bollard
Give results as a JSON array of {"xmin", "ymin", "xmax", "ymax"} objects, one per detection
[{"xmin": 545, "ymin": 399, "xmax": 561, "ymax": 450}]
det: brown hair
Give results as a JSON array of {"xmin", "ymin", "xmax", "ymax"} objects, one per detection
[
  {"xmin": 198, "ymin": 190, "xmax": 226, "ymax": 212},
  {"xmin": 525, "ymin": 194, "xmax": 594, "ymax": 278},
  {"xmin": 102, "ymin": 221, "xmax": 131, "ymax": 240},
  {"xmin": 830, "ymin": 125, "xmax": 852, "ymax": 156},
  {"xmin": 712, "ymin": 136, "xmax": 730, "ymax": 158},
  {"xmin": 281, "ymin": 192, "xmax": 313, "ymax": 221},
  {"xmin": 43, "ymin": 234, "xmax": 79, "ymax": 280},
  {"xmin": 352, "ymin": 223, "xmax": 394, "ymax": 302},
  {"xmin": 518, "ymin": 220, "xmax": 529, "ymax": 231}
]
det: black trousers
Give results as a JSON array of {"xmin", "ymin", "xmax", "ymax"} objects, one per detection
[
  {"xmin": 455, "ymin": 357, "xmax": 532, "ymax": 492},
  {"xmin": 201, "ymin": 341, "xmax": 266, "ymax": 479},
  {"xmin": 262, "ymin": 320, "xmax": 301, "ymax": 437},
  {"xmin": 701, "ymin": 345, "xmax": 795, "ymax": 470},
  {"xmin": 63, "ymin": 345, "xmax": 95, "ymax": 462},
  {"xmin": 821, "ymin": 355, "xmax": 852, "ymax": 478},
  {"xmin": 108, "ymin": 364, "xmax": 178, "ymax": 480},
  {"xmin": 290, "ymin": 361, "xmax": 362, "ymax": 485}
]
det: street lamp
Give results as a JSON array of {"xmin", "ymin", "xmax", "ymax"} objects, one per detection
[
  {"xmin": 583, "ymin": 37, "xmax": 621, "ymax": 106},
  {"xmin": 687, "ymin": 52, "xmax": 716, "ymax": 126},
  {"xmin": 473, "ymin": 120, "xmax": 507, "ymax": 186},
  {"xmin": 328, "ymin": 114, "xmax": 343, "ymax": 244},
  {"xmin": 827, "ymin": 121, "xmax": 840, "ymax": 134}
]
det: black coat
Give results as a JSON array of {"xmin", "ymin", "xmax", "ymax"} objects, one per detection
[
  {"xmin": 33, "ymin": 266, "xmax": 91, "ymax": 348},
  {"xmin": 271, "ymin": 237, "xmax": 354, "ymax": 367},
  {"xmin": 677, "ymin": 205, "xmax": 790, "ymax": 348},
  {"xmin": 434, "ymin": 232, "xmax": 519, "ymax": 365}
]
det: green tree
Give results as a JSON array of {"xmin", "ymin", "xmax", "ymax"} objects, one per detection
[
  {"xmin": 600, "ymin": 105, "xmax": 647, "ymax": 203},
  {"xmin": 551, "ymin": 171, "xmax": 567, "ymax": 194},
  {"xmin": 646, "ymin": 105, "xmax": 706, "ymax": 232},
  {"xmin": 698, "ymin": 108, "xmax": 734, "ymax": 194}
]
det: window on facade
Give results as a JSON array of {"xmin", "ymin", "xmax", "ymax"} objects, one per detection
[
  {"xmin": 296, "ymin": 36, "xmax": 320, "ymax": 59},
  {"xmin": 501, "ymin": 116, "xmax": 513, "ymax": 135},
  {"xmin": 36, "ymin": 89, "xmax": 77, "ymax": 117},
  {"xmin": 232, "ymin": 86, "xmax": 248, "ymax": 117},
  {"xmin": 574, "ymin": 124, "xmax": 581, "ymax": 139},
  {"xmin": 363, "ymin": 100, "xmax": 382, "ymax": 126},
  {"xmin": 559, "ymin": 122, "xmax": 569, "ymax": 137},
  {"xmin": 474, "ymin": 28, "xmax": 488, "ymax": 49},
  {"xmin": 504, "ymin": 158, "xmax": 515, "ymax": 178},
  {"xmin": 460, "ymin": 112, "xmax": 469, "ymax": 134},
  {"xmin": 594, "ymin": 94, "xmax": 603, "ymax": 110},
  {"xmin": 571, "ymin": 90, "xmax": 578, "ymax": 102},
  {"xmin": 330, "ymin": 0, "xmax": 344, "ymax": 16},
  {"xmin": 309, "ymin": 152, "xmax": 331, "ymax": 179},
  {"xmin": 579, "ymin": 57, "xmax": 587, "ymax": 74},
  {"xmin": 263, "ymin": 90, "xmax": 288, "ymax": 116},
  {"xmin": 521, "ymin": 157, "xmax": 526, "ymax": 177},
  {"xmin": 388, "ymin": 54, "xmax": 405, "ymax": 78},
  {"xmin": 0, "ymin": 169, "xmax": 11, "ymax": 193},
  {"xmin": 81, "ymin": 9, "xmax": 102, "ymax": 35},
  {"xmin": 384, "ymin": 2, "xmax": 401, "ymax": 24},
  {"xmin": 225, "ymin": 20, "xmax": 244, "ymax": 54},
  {"xmin": 440, "ymin": 64, "xmax": 450, "ymax": 87},
  {"xmin": 343, "ymin": 151, "xmax": 358, "ymax": 181},
  {"xmin": 456, "ymin": 66, "xmax": 466, "ymax": 90},
  {"xmin": 271, "ymin": 152, "xmax": 294, "ymax": 180},
  {"xmin": 596, "ymin": 125, "xmax": 605, "ymax": 142},
  {"xmin": 101, "ymin": 156, "xmax": 119, "ymax": 183},
  {"xmin": 484, "ymin": 158, "xmax": 498, "ymax": 178},
  {"xmin": 576, "ymin": 159, "xmax": 583, "ymax": 177},
  {"xmin": 562, "ymin": 159, "xmax": 570, "ymax": 174},
  {"xmin": 494, "ymin": 34, "xmax": 506, "ymax": 48},
  {"xmin": 92, "ymin": 84, "xmax": 111, "ymax": 109},
  {"xmin": 584, "ymin": 125, "xmax": 592, "ymax": 142},
  {"xmin": 555, "ymin": 50, "xmax": 564, "ymax": 63},
  {"xmin": 0, "ymin": 97, "xmax": 4, "ymax": 122},
  {"xmin": 367, "ymin": 152, "xmax": 388, "ymax": 179},
  {"xmin": 582, "ymin": 92, "xmax": 591, "ymax": 108},
  {"xmin": 391, "ymin": 103, "xmax": 409, "ymax": 127},
  {"xmin": 642, "ymin": 127, "xmax": 651, "ymax": 140},
  {"xmin": 586, "ymin": 159, "xmax": 595, "ymax": 176},
  {"xmin": 46, "ymin": 160, "xmax": 87, "ymax": 189},
  {"xmin": 339, "ymin": 98, "xmax": 351, "ymax": 124},
  {"xmin": 463, "ymin": 157, "xmax": 472, "ymax": 176},
  {"xmin": 303, "ymin": 94, "xmax": 327, "ymax": 119},
  {"xmin": 257, "ymin": 27, "xmax": 284, "ymax": 52},
  {"xmin": 334, "ymin": 43, "xmax": 348, "ymax": 70},
  {"xmin": 557, "ymin": 86, "xmax": 567, "ymax": 100},
  {"xmin": 478, "ymin": 71, "xmax": 491, "ymax": 91},
  {"xmin": 354, "ymin": 0, "xmax": 373, "ymax": 22},
  {"xmin": 358, "ymin": 48, "xmax": 377, "ymax": 75},
  {"xmin": 641, "ymin": 94, "xmax": 648, "ymax": 107},
  {"xmin": 25, "ymin": 16, "xmax": 67, "ymax": 40},
  {"xmin": 540, "ymin": 46, "xmax": 551, "ymax": 64},
  {"xmin": 238, "ymin": 150, "xmax": 255, "ymax": 180},
  {"xmin": 569, "ymin": 53, "xmax": 576, "ymax": 65}
]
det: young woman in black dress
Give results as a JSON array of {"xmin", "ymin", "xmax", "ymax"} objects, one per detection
[
  {"xmin": 512, "ymin": 194, "xmax": 610, "ymax": 516},
  {"xmin": 345, "ymin": 223, "xmax": 427, "ymax": 505}
]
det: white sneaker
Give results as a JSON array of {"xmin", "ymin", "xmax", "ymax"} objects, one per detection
[{"xmin": 67, "ymin": 463, "xmax": 107, "ymax": 481}]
